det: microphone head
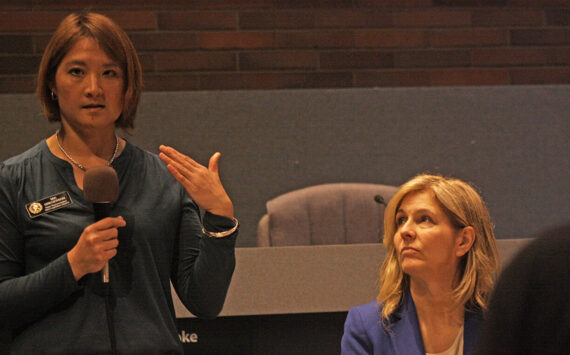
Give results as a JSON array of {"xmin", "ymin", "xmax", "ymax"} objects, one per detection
[{"xmin": 83, "ymin": 166, "xmax": 119, "ymax": 203}]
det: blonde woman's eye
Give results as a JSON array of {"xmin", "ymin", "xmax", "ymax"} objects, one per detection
[
  {"xmin": 420, "ymin": 215, "xmax": 432, "ymax": 223},
  {"xmin": 396, "ymin": 216, "xmax": 406, "ymax": 226}
]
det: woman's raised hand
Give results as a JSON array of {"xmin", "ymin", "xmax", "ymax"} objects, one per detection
[{"xmin": 159, "ymin": 145, "xmax": 234, "ymax": 219}]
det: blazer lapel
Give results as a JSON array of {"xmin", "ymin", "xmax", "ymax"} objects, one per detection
[{"xmin": 386, "ymin": 292, "xmax": 425, "ymax": 355}]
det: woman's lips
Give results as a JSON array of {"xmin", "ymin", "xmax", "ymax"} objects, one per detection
[
  {"xmin": 401, "ymin": 247, "xmax": 419, "ymax": 256},
  {"xmin": 83, "ymin": 104, "xmax": 105, "ymax": 112}
]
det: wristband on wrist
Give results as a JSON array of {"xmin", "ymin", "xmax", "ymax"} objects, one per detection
[{"xmin": 201, "ymin": 217, "xmax": 239, "ymax": 238}]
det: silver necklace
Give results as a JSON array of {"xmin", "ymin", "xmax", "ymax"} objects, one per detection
[{"xmin": 56, "ymin": 129, "xmax": 119, "ymax": 171}]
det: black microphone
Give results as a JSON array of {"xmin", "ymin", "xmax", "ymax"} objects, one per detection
[
  {"xmin": 374, "ymin": 194, "xmax": 386, "ymax": 206},
  {"xmin": 84, "ymin": 166, "xmax": 119, "ymax": 283}
]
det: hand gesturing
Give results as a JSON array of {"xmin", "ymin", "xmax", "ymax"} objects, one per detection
[{"xmin": 159, "ymin": 145, "xmax": 234, "ymax": 219}]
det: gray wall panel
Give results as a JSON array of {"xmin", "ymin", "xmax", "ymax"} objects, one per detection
[{"xmin": 1, "ymin": 86, "xmax": 568, "ymax": 246}]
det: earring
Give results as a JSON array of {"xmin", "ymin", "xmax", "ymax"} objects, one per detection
[{"xmin": 50, "ymin": 91, "xmax": 57, "ymax": 101}]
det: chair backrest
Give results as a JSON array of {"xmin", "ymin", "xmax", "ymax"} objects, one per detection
[{"xmin": 257, "ymin": 183, "xmax": 398, "ymax": 246}]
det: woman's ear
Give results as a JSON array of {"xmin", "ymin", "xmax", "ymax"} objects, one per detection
[{"xmin": 456, "ymin": 226, "xmax": 475, "ymax": 257}]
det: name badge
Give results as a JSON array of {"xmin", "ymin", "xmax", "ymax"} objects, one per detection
[{"xmin": 26, "ymin": 191, "xmax": 73, "ymax": 219}]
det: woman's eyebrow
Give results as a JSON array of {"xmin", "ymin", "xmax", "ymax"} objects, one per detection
[{"xmin": 61, "ymin": 60, "xmax": 120, "ymax": 68}]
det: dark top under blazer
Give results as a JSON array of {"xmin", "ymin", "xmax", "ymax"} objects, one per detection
[{"xmin": 341, "ymin": 291, "xmax": 481, "ymax": 355}]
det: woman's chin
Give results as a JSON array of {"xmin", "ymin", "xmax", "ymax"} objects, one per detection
[{"xmin": 400, "ymin": 260, "xmax": 424, "ymax": 276}]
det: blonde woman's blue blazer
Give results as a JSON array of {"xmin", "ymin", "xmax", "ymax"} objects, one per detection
[{"xmin": 341, "ymin": 291, "xmax": 482, "ymax": 355}]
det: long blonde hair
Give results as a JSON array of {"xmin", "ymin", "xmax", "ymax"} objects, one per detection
[{"xmin": 377, "ymin": 174, "xmax": 499, "ymax": 321}]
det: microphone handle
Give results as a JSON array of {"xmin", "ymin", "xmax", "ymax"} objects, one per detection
[
  {"xmin": 93, "ymin": 202, "xmax": 113, "ymax": 221},
  {"xmin": 93, "ymin": 202, "xmax": 113, "ymax": 283},
  {"xmin": 102, "ymin": 263, "xmax": 110, "ymax": 284}
]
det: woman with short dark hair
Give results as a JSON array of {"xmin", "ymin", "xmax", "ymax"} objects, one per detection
[{"xmin": 0, "ymin": 13, "xmax": 238, "ymax": 353}]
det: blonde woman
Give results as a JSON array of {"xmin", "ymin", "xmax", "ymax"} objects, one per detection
[{"xmin": 341, "ymin": 174, "xmax": 499, "ymax": 355}]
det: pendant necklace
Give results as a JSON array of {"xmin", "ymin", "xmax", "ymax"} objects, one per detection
[{"xmin": 55, "ymin": 129, "xmax": 119, "ymax": 171}]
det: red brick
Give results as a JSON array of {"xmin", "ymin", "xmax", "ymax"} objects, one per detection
[
  {"xmin": 142, "ymin": 73, "xmax": 200, "ymax": 91},
  {"xmin": 314, "ymin": 10, "xmax": 392, "ymax": 28},
  {"xmin": 472, "ymin": 47, "xmax": 551, "ymax": 66},
  {"xmin": 511, "ymin": 29, "xmax": 570, "ymax": 46},
  {"xmin": 354, "ymin": 0, "xmax": 431, "ymax": 7},
  {"xmin": 510, "ymin": 67, "xmax": 570, "ymax": 84},
  {"xmin": 138, "ymin": 54, "xmax": 155, "ymax": 72},
  {"xmin": 432, "ymin": 29, "xmax": 507, "ymax": 47},
  {"xmin": 37, "ymin": 32, "xmax": 158, "ymax": 56},
  {"xmin": 35, "ymin": 0, "xmax": 191, "ymax": 10},
  {"xmin": 275, "ymin": 0, "xmax": 354, "ymax": 8},
  {"xmin": 36, "ymin": 0, "xmax": 269, "ymax": 11},
  {"xmin": 353, "ymin": 69, "xmax": 430, "ymax": 87},
  {"xmin": 395, "ymin": 50, "xmax": 470, "ymax": 68},
  {"xmin": 12, "ymin": 11, "xmax": 158, "ymax": 31},
  {"xmin": 158, "ymin": 11, "xmax": 238, "ymax": 30},
  {"xmin": 239, "ymin": 51, "xmax": 318, "ymax": 70},
  {"xmin": 430, "ymin": 68, "xmax": 510, "ymax": 86},
  {"xmin": 240, "ymin": 10, "xmax": 315, "ymax": 29},
  {"xmin": 199, "ymin": 31, "xmax": 275, "ymax": 49},
  {"xmin": 0, "ymin": 75, "xmax": 36, "ymax": 93},
  {"xmin": 276, "ymin": 30, "xmax": 353, "ymax": 49},
  {"xmin": 33, "ymin": 34, "xmax": 53, "ymax": 55},
  {"xmin": 546, "ymin": 9, "xmax": 570, "ymax": 26},
  {"xmin": 549, "ymin": 46, "xmax": 570, "ymax": 65},
  {"xmin": 0, "ymin": 55, "xmax": 41, "ymax": 75},
  {"xmin": 199, "ymin": 72, "xmax": 272, "ymax": 89},
  {"xmin": 393, "ymin": 9, "xmax": 471, "ymax": 27},
  {"xmin": 0, "ymin": 0, "xmax": 33, "ymax": 11},
  {"xmin": 199, "ymin": 72, "xmax": 352, "ymax": 90},
  {"xmin": 189, "ymin": 0, "xmax": 274, "ymax": 10},
  {"xmin": 433, "ymin": 0, "xmax": 509, "ymax": 5},
  {"xmin": 207, "ymin": 72, "xmax": 287, "ymax": 89},
  {"xmin": 0, "ymin": 3, "xmax": 566, "ymax": 92},
  {"xmin": 472, "ymin": 9, "xmax": 544, "ymax": 26},
  {"xmin": 355, "ymin": 29, "xmax": 429, "ymax": 48},
  {"xmin": 0, "ymin": 35, "xmax": 34, "ymax": 54},
  {"xmin": 34, "ymin": 30, "xmax": 160, "ymax": 54},
  {"xmin": 103, "ymin": 12, "xmax": 157, "ymax": 30},
  {"xmin": 154, "ymin": 52, "xmax": 236, "ymax": 71},
  {"xmin": 507, "ymin": 0, "xmax": 570, "ymax": 6},
  {"xmin": 320, "ymin": 51, "xmax": 393, "ymax": 69},
  {"xmin": 130, "ymin": 33, "xmax": 199, "ymax": 51},
  {"xmin": 0, "ymin": 12, "xmax": 66, "ymax": 32}
]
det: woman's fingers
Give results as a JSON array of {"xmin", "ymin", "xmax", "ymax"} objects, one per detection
[
  {"xmin": 208, "ymin": 152, "xmax": 221, "ymax": 174},
  {"xmin": 158, "ymin": 146, "xmax": 233, "ymax": 218},
  {"xmin": 68, "ymin": 216, "xmax": 125, "ymax": 280},
  {"xmin": 86, "ymin": 216, "xmax": 126, "ymax": 233},
  {"xmin": 159, "ymin": 145, "xmax": 200, "ymax": 170}
]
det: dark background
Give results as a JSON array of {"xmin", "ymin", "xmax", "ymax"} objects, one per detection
[
  {"xmin": 177, "ymin": 312, "xmax": 347, "ymax": 354},
  {"xmin": 1, "ymin": 85, "xmax": 568, "ymax": 246}
]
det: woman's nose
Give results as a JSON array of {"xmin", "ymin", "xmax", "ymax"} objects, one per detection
[
  {"xmin": 400, "ymin": 221, "xmax": 416, "ymax": 240},
  {"xmin": 85, "ymin": 74, "xmax": 102, "ymax": 97}
]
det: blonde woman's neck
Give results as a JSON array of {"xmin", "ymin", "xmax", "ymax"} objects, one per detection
[{"xmin": 410, "ymin": 280, "xmax": 465, "ymax": 354}]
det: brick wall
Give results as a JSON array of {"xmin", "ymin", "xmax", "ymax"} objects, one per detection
[{"xmin": 0, "ymin": 1, "xmax": 569, "ymax": 93}]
